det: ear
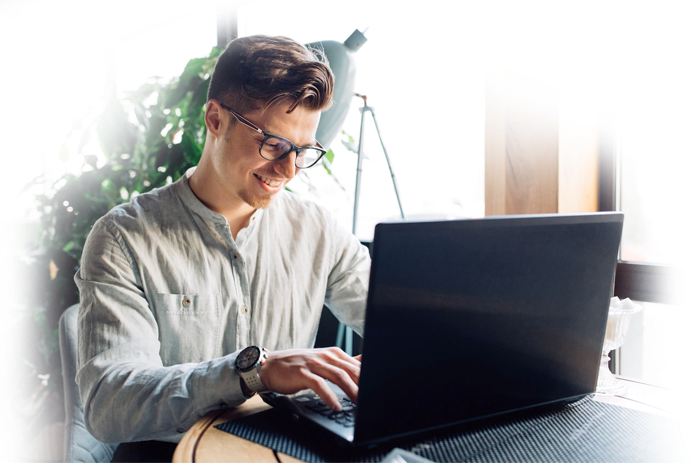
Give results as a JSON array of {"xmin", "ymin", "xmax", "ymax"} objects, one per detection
[{"xmin": 204, "ymin": 99, "xmax": 227, "ymax": 140}]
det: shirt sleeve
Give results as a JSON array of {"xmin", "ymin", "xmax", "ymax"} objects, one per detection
[
  {"xmin": 75, "ymin": 218, "xmax": 248, "ymax": 444},
  {"xmin": 323, "ymin": 215, "xmax": 371, "ymax": 338}
]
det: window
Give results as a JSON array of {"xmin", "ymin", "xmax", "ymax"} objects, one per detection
[
  {"xmin": 238, "ymin": 0, "xmax": 486, "ymax": 239},
  {"xmin": 617, "ymin": 54, "xmax": 694, "ymax": 400}
]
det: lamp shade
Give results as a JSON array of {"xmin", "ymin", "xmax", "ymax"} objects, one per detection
[{"xmin": 307, "ymin": 29, "xmax": 367, "ymax": 148}]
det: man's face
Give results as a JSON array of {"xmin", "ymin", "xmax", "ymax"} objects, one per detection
[{"xmin": 213, "ymin": 101, "xmax": 321, "ymax": 209}]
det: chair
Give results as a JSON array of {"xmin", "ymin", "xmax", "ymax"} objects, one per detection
[{"xmin": 59, "ymin": 304, "xmax": 118, "ymax": 463}]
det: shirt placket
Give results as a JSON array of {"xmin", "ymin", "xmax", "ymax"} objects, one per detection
[
  {"xmin": 231, "ymin": 248, "xmax": 252, "ymax": 350},
  {"xmin": 218, "ymin": 223, "xmax": 253, "ymax": 351}
]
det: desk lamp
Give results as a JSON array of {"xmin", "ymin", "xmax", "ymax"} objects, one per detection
[{"xmin": 307, "ymin": 29, "xmax": 367, "ymax": 147}]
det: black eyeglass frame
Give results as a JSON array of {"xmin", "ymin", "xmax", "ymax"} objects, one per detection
[{"xmin": 219, "ymin": 103, "xmax": 327, "ymax": 169}]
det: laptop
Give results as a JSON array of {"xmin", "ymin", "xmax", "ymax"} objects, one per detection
[{"xmin": 261, "ymin": 212, "xmax": 624, "ymax": 448}]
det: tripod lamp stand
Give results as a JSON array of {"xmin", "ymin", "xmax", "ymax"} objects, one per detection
[
  {"xmin": 308, "ymin": 30, "xmax": 405, "ymax": 356},
  {"xmin": 336, "ymin": 93, "xmax": 406, "ymax": 355}
]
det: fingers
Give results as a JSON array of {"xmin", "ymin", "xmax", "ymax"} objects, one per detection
[
  {"xmin": 331, "ymin": 358, "xmax": 360, "ymax": 385},
  {"xmin": 311, "ymin": 363, "xmax": 359, "ymax": 404},
  {"xmin": 316, "ymin": 348, "xmax": 360, "ymax": 386},
  {"xmin": 305, "ymin": 373, "xmax": 342, "ymax": 411},
  {"xmin": 323, "ymin": 347, "xmax": 361, "ymax": 368},
  {"xmin": 258, "ymin": 347, "xmax": 362, "ymax": 408}
]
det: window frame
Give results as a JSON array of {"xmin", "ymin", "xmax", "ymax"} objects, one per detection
[{"xmin": 599, "ymin": 129, "xmax": 686, "ymax": 375}]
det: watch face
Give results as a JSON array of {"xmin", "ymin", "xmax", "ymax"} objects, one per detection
[{"xmin": 237, "ymin": 346, "xmax": 260, "ymax": 371}]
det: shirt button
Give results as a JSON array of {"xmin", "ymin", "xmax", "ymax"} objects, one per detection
[
  {"xmin": 241, "ymin": 306, "xmax": 248, "ymax": 314},
  {"xmin": 177, "ymin": 427, "xmax": 185, "ymax": 433},
  {"xmin": 220, "ymin": 402, "xmax": 227, "ymax": 408},
  {"xmin": 234, "ymin": 252, "xmax": 239, "ymax": 259},
  {"xmin": 182, "ymin": 298, "xmax": 191, "ymax": 308}
]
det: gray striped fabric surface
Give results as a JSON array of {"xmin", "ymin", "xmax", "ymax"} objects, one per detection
[{"xmin": 215, "ymin": 398, "xmax": 687, "ymax": 462}]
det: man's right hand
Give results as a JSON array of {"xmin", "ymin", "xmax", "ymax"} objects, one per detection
[{"xmin": 258, "ymin": 347, "xmax": 361, "ymax": 411}]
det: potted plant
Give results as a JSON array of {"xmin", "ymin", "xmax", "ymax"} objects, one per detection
[{"xmin": 0, "ymin": 43, "xmax": 355, "ymax": 460}]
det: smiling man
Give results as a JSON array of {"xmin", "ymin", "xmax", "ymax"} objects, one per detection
[{"xmin": 75, "ymin": 35, "xmax": 370, "ymax": 461}]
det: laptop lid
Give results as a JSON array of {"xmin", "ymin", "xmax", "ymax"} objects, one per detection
[{"xmin": 353, "ymin": 212, "xmax": 624, "ymax": 445}]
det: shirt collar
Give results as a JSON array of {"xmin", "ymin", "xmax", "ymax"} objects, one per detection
[{"xmin": 174, "ymin": 166, "xmax": 266, "ymax": 228}]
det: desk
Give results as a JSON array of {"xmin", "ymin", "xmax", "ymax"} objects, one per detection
[{"xmin": 172, "ymin": 377, "xmax": 683, "ymax": 463}]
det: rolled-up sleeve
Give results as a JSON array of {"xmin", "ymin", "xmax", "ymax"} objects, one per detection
[
  {"xmin": 324, "ymin": 217, "xmax": 371, "ymax": 338},
  {"xmin": 75, "ymin": 218, "xmax": 247, "ymax": 444}
]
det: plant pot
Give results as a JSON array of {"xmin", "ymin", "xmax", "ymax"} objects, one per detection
[{"xmin": 7, "ymin": 413, "xmax": 65, "ymax": 462}]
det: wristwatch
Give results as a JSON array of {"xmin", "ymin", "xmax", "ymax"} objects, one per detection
[{"xmin": 235, "ymin": 346, "xmax": 269, "ymax": 394}]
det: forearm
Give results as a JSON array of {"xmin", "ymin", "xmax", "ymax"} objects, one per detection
[
  {"xmin": 325, "ymin": 230, "xmax": 371, "ymax": 336},
  {"xmin": 74, "ymin": 219, "xmax": 252, "ymax": 443},
  {"xmin": 79, "ymin": 351, "xmax": 248, "ymax": 443}
]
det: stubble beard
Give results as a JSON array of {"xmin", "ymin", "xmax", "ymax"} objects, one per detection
[{"xmin": 238, "ymin": 186, "xmax": 273, "ymax": 209}]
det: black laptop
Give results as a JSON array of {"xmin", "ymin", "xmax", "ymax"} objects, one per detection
[{"xmin": 261, "ymin": 212, "xmax": 624, "ymax": 448}]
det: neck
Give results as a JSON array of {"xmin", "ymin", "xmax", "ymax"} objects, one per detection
[{"xmin": 188, "ymin": 162, "xmax": 256, "ymax": 240}]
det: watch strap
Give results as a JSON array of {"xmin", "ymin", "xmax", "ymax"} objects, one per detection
[{"xmin": 238, "ymin": 347, "xmax": 269, "ymax": 393}]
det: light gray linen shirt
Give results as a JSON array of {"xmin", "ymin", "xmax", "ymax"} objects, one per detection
[{"xmin": 74, "ymin": 168, "xmax": 370, "ymax": 444}]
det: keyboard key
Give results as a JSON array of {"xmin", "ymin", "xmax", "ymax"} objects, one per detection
[
  {"xmin": 328, "ymin": 411, "xmax": 345, "ymax": 420},
  {"xmin": 313, "ymin": 406, "xmax": 332, "ymax": 415}
]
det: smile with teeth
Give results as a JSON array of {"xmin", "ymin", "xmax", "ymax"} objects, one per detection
[{"xmin": 255, "ymin": 174, "xmax": 282, "ymax": 188}]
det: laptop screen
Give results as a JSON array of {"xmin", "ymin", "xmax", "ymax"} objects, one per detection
[{"xmin": 355, "ymin": 213, "xmax": 624, "ymax": 444}]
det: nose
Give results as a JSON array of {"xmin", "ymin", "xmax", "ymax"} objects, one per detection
[{"xmin": 275, "ymin": 149, "xmax": 297, "ymax": 178}]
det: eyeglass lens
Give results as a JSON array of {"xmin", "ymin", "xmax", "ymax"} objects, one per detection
[{"xmin": 260, "ymin": 136, "xmax": 323, "ymax": 168}]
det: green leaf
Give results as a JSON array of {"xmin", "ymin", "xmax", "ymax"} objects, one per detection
[
  {"xmin": 208, "ymin": 46, "xmax": 223, "ymax": 60},
  {"xmin": 77, "ymin": 129, "xmax": 91, "ymax": 154},
  {"xmin": 137, "ymin": 82, "xmax": 159, "ymax": 95},
  {"xmin": 58, "ymin": 144, "xmax": 70, "ymax": 162},
  {"xmin": 133, "ymin": 104, "xmax": 150, "ymax": 129},
  {"xmin": 183, "ymin": 56, "xmax": 206, "ymax": 76},
  {"xmin": 341, "ymin": 138, "xmax": 358, "ymax": 153},
  {"xmin": 124, "ymin": 82, "xmax": 158, "ymax": 103},
  {"xmin": 101, "ymin": 178, "xmax": 114, "ymax": 191},
  {"xmin": 324, "ymin": 149, "xmax": 335, "ymax": 164},
  {"xmin": 180, "ymin": 131, "xmax": 202, "ymax": 166},
  {"xmin": 83, "ymin": 155, "xmax": 97, "ymax": 169},
  {"xmin": 63, "ymin": 241, "xmax": 74, "ymax": 252}
]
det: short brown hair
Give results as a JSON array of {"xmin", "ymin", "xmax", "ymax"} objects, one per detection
[{"xmin": 207, "ymin": 35, "xmax": 334, "ymax": 115}]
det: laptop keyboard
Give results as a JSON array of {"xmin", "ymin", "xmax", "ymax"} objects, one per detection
[{"xmin": 294, "ymin": 395, "xmax": 356, "ymax": 427}]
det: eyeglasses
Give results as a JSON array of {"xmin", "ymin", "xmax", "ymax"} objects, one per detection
[{"xmin": 219, "ymin": 103, "xmax": 327, "ymax": 169}]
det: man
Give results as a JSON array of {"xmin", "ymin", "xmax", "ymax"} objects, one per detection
[{"xmin": 75, "ymin": 35, "xmax": 370, "ymax": 459}]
